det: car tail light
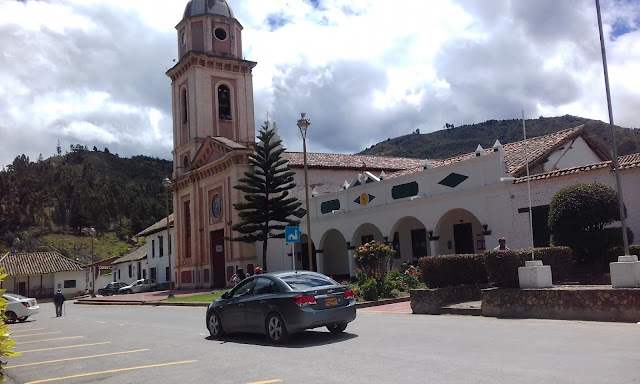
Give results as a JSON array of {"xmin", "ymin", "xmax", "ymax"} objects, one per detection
[
  {"xmin": 290, "ymin": 295, "xmax": 317, "ymax": 307},
  {"xmin": 344, "ymin": 289, "xmax": 355, "ymax": 300},
  {"xmin": 21, "ymin": 302, "xmax": 29, "ymax": 308}
]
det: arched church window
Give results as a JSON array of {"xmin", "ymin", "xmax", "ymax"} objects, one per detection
[
  {"xmin": 218, "ymin": 85, "xmax": 232, "ymax": 120},
  {"xmin": 181, "ymin": 88, "xmax": 188, "ymax": 124},
  {"xmin": 183, "ymin": 155, "xmax": 189, "ymax": 170}
]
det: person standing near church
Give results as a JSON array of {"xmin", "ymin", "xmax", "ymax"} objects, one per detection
[
  {"xmin": 494, "ymin": 237, "xmax": 510, "ymax": 251},
  {"xmin": 53, "ymin": 289, "xmax": 66, "ymax": 317}
]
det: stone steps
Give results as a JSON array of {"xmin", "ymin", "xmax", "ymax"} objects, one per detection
[{"xmin": 440, "ymin": 300, "xmax": 482, "ymax": 316}]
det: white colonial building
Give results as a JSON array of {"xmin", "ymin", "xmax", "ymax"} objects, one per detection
[
  {"xmin": 135, "ymin": 214, "xmax": 175, "ymax": 289},
  {"xmin": 165, "ymin": 0, "xmax": 640, "ymax": 289}
]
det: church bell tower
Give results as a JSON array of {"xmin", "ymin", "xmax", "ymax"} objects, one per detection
[{"xmin": 167, "ymin": 0, "xmax": 257, "ymax": 177}]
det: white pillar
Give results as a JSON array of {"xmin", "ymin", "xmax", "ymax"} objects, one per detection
[
  {"xmin": 610, "ymin": 255, "xmax": 640, "ymax": 288},
  {"xmin": 348, "ymin": 249, "xmax": 355, "ymax": 277},
  {"xmin": 518, "ymin": 260, "xmax": 553, "ymax": 288}
]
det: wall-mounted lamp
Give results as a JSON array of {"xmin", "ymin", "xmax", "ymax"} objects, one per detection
[{"xmin": 482, "ymin": 224, "xmax": 491, "ymax": 236}]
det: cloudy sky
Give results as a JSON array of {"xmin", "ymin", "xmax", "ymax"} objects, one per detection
[{"xmin": 1, "ymin": 0, "xmax": 639, "ymax": 168}]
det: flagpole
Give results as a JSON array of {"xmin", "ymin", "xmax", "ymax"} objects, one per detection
[
  {"xmin": 522, "ymin": 111, "xmax": 535, "ymax": 261},
  {"xmin": 595, "ymin": 0, "xmax": 630, "ymax": 256}
]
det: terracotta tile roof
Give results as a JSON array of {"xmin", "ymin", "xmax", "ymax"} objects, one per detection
[
  {"xmin": 513, "ymin": 161, "xmax": 612, "ymax": 183},
  {"xmin": 112, "ymin": 245, "xmax": 148, "ymax": 265},
  {"xmin": 386, "ymin": 126, "xmax": 590, "ymax": 179},
  {"xmin": 504, "ymin": 126, "xmax": 588, "ymax": 175},
  {"xmin": 136, "ymin": 214, "xmax": 174, "ymax": 237},
  {"xmin": 387, "ymin": 166, "xmax": 424, "ymax": 179},
  {"xmin": 512, "ymin": 152, "xmax": 640, "ymax": 183},
  {"xmin": 0, "ymin": 252, "xmax": 85, "ymax": 276},
  {"xmin": 285, "ymin": 152, "xmax": 424, "ymax": 171},
  {"xmin": 619, "ymin": 153, "xmax": 640, "ymax": 170}
]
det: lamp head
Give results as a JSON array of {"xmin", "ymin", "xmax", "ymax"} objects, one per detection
[
  {"xmin": 162, "ymin": 177, "xmax": 172, "ymax": 188},
  {"xmin": 297, "ymin": 112, "xmax": 310, "ymax": 132}
]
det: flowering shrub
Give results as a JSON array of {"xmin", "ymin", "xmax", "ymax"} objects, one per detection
[
  {"xmin": 354, "ymin": 241, "xmax": 395, "ymax": 277},
  {"xmin": 353, "ymin": 241, "xmax": 397, "ymax": 301}
]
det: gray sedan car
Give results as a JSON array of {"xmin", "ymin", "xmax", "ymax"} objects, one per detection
[{"xmin": 206, "ymin": 271, "xmax": 356, "ymax": 343}]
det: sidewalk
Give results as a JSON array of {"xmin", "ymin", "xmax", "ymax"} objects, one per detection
[{"xmin": 75, "ymin": 289, "xmax": 414, "ymax": 311}]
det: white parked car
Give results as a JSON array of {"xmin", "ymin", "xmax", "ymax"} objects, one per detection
[
  {"xmin": 3, "ymin": 293, "xmax": 40, "ymax": 323},
  {"xmin": 118, "ymin": 279, "xmax": 156, "ymax": 294}
]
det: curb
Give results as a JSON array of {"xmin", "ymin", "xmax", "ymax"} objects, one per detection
[{"xmin": 75, "ymin": 295, "xmax": 412, "ymax": 308}]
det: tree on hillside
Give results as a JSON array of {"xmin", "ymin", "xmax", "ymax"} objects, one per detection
[
  {"xmin": 548, "ymin": 182, "xmax": 633, "ymax": 273},
  {"xmin": 227, "ymin": 122, "xmax": 301, "ymax": 271}
]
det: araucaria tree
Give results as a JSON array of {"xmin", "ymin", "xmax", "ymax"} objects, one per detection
[{"xmin": 229, "ymin": 123, "xmax": 301, "ymax": 271}]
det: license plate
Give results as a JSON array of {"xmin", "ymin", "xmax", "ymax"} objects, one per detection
[{"xmin": 325, "ymin": 297, "xmax": 338, "ymax": 307}]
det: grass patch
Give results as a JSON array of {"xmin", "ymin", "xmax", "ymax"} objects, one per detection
[
  {"xmin": 162, "ymin": 290, "xmax": 228, "ymax": 303},
  {"xmin": 41, "ymin": 232, "xmax": 132, "ymax": 260}
]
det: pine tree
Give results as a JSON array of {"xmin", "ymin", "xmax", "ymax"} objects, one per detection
[{"xmin": 228, "ymin": 122, "xmax": 301, "ymax": 271}]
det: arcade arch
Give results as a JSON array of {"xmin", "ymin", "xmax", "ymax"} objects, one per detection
[{"xmin": 434, "ymin": 208, "xmax": 484, "ymax": 255}]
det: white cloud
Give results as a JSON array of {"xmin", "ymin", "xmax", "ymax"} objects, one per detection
[{"xmin": 1, "ymin": 0, "xmax": 639, "ymax": 168}]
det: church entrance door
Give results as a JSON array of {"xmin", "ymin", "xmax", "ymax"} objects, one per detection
[{"xmin": 210, "ymin": 230, "xmax": 226, "ymax": 288}]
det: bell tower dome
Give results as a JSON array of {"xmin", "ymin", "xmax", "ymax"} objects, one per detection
[{"xmin": 167, "ymin": 0, "xmax": 257, "ymax": 177}]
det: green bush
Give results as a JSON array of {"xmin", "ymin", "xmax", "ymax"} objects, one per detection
[
  {"xmin": 354, "ymin": 241, "xmax": 395, "ymax": 277},
  {"xmin": 0, "ymin": 268, "xmax": 20, "ymax": 382},
  {"xmin": 485, "ymin": 247, "xmax": 573, "ymax": 287},
  {"xmin": 419, "ymin": 254, "xmax": 487, "ymax": 288},
  {"xmin": 548, "ymin": 182, "xmax": 624, "ymax": 232},
  {"xmin": 485, "ymin": 250, "xmax": 524, "ymax": 288},
  {"xmin": 361, "ymin": 278, "xmax": 379, "ymax": 301},
  {"xmin": 548, "ymin": 182, "xmax": 632, "ymax": 273},
  {"xmin": 529, "ymin": 246, "xmax": 573, "ymax": 283}
]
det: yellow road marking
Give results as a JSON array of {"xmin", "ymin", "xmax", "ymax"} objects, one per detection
[
  {"xmin": 9, "ymin": 328, "xmax": 45, "ymax": 333},
  {"xmin": 246, "ymin": 381, "xmax": 283, "ymax": 384},
  {"xmin": 6, "ymin": 349, "xmax": 149, "ymax": 369},
  {"xmin": 18, "ymin": 336, "xmax": 83, "ymax": 345},
  {"xmin": 17, "ymin": 342, "xmax": 111, "ymax": 354},
  {"xmin": 12, "ymin": 332, "xmax": 61, "ymax": 338},
  {"xmin": 24, "ymin": 360, "xmax": 198, "ymax": 384}
]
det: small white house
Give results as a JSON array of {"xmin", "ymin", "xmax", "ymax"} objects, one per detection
[
  {"xmin": 111, "ymin": 245, "xmax": 148, "ymax": 285},
  {"xmin": 0, "ymin": 252, "xmax": 86, "ymax": 298},
  {"xmin": 136, "ymin": 214, "xmax": 174, "ymax": 289}
]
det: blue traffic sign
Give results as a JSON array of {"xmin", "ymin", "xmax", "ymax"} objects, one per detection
[{"xmin": 285, "ymin": 226, "xmax": 301, "ymax": 243}]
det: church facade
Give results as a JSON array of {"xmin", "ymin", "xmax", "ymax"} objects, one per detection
[{"xmin": 166, "ymin": 1, "xmax": 640, "ymax": 289}]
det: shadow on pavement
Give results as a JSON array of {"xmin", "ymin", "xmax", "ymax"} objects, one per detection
[{"xmin": 204, "ymin": 329, "xmax": 358, "ymax": 348}]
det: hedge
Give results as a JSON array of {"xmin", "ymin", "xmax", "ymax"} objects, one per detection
[
  {"xmin": 419, "ymin": 254, "xmax": 487, "ymax": 288},
  {"xmin": 485, "ymin": 247, "xmax": 573, "ymax": 288}
]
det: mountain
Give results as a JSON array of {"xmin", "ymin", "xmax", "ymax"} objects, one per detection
[
  {"xmin": 358, "ymin": 115, "xmax": 640, "ymax": 160},
  {"xmin": 0, "ymin": 147, "xmax": 172, "ymax": 250}
]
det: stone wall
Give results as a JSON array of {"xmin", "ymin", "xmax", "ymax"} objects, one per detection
[
  {"xmin": 482, "ymin": 286, "xmax": 640, "ymax": 322},
  {"xmin": 410, "ymin": 285, "xmax": 484, "ymax": 314}
]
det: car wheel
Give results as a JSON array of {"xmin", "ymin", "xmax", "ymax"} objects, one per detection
[
  {"xmin": 327, "ymin": 323, "xmax": 348, "ymax": 333},
  {"xmin": 18, "ymin": 317, "xmax": 28, "ymax": 322},
  {"xmin": 265, "ymin": 313, "xmax": 288, "ymax": 344},
  {"xmin": 207, "ymin": 311, "xmax": 223, "ymax": 338},
  {"xmin": 5, "ymin": 311, "xmax": 17, "ymax": 323}
]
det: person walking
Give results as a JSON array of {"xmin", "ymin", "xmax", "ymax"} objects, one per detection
[
  {"xmin": 53, "ymin": 289, "xmax": 66, "ymax": 317},
  {"xmin": 229, "ymin": 268, "xmax": 247, "ymax": 286}
]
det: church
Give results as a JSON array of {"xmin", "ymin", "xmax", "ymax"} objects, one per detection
[{"xmin": 165, "ymin": 0, "xmax": 640, "ymax": 289}]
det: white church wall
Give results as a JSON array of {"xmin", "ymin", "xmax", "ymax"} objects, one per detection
[{"xmin": 543, "ymin": 137, "xmax": 603, "ymax": 173}]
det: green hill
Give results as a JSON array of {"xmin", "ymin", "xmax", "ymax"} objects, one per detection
[
  {"xmin": 359, "ymin": 115, "xmax": 640, "ymax": 159},
  {"xmin": 0, "ymin": 147, "xmax": 172, "ymax": 256}
]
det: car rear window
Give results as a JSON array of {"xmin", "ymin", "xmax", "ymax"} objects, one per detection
[{"xmin": 281, "ymin": 274, "xmax": 336, "ymax": 290}]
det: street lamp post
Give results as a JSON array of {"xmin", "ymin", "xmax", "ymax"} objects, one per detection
[
  {"xmin": 162, "ymin": 177, "xmax": 174, "ymax": 298},
  {"xmin": 297, "ymin": 113, "xmax": 313, "ymax": 271},
  {"xmin": 89, "ymin": 227, "xmax": 96, "ymax": 297}
]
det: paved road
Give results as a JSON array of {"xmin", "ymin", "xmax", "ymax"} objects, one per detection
[{"xmin": 5, "ymin": 301, "xmax": 639, "ymax": 384}]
